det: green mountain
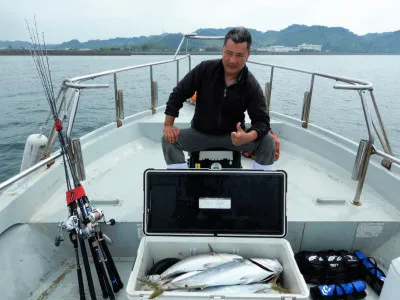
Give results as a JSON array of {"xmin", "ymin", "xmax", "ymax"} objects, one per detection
[
  {"xmin": 0, "ymin": 40, "xmax": 31, "ymax": 49},
  {"xmin": 2, "ymin": 25, "xmax": 400, "ymax": 53},
  {"xmin": 361, "ymin": 31, "xmax": 400, "ymax": 53},
  {"xmin": 267, "ymin": 25, "xmax": 372, "ymax": 52}
]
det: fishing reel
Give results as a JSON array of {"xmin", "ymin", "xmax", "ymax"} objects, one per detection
[
  {"xmin": 83, "ymin": 205, "xmax": 116, "ymax": 226},
  {"xmin": 55, "ymin": 210, "xmax": 115, "ymax": 246},
  {"xmin": 87, "ymin": 208, "xmax": 104, "ymax": 223},
  {"xmin": 55, "ymin": 216, "xmax": 77, "ymax": 246}
]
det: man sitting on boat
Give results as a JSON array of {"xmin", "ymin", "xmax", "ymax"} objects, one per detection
[{"xmin": 162, "ymin": 27, "xmax": 276, "ymax": 170}]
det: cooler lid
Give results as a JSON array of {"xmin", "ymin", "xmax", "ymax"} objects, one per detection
[{"xmin": 143, "ymin": 169, "xmax": 287, "ymax": 238}]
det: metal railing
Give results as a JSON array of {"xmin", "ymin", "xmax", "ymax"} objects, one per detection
[
  {"xmin": 0, "ymin": 151, "xmax": 62, "ymax": 191},
  {"xmin": 0, "ymin": 54, "xmax": 192, "ymax": 191},
  {"xmin": 1, "ymin": 35, "xmax": 399, "ymax": 206},
  {"xmin": 0, "ymin": 33, "xmax": 220, "ymax": 191},
  {"xmin": 247, "ymin": 60, "xmax": 398, "ymax": 204}
]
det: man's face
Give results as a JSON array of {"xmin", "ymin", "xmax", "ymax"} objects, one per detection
[{"xmin": 222, "ymin": 39, "xmax": 249, "ymax": 77}]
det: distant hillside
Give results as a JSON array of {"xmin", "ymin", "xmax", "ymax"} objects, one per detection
[
  {"xmin": 0, "ymin": 40, "xmax": 31, "ymax": 49},
  {"xmin": 2, "ymin": 25, "xmax": 400, "ymax": 53},
  {"xmin": 56, "ymin": 35, "xmax": 162, "ymax": 49},
  {"xmin": 361, "ymin": 31, "xmax": 400, "ymax": 53},
  {"xmin": 268, "ymin": 25, "xmax": 372, "ymax": 53}
]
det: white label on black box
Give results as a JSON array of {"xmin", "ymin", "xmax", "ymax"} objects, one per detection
[{"xmin": 199, "ymin": 197, "xmax": 231, "ymax": 209}]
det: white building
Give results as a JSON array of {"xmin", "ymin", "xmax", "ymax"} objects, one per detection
[
  {"xmin": 258, "ymin": 46, "xmax": 300, "ymax": 53},
  {"xmin": 298, "ymin": 43, "xmax": 322, "ymax": 51},
  {"xmin": 256, "ymin": 43, "xmax": 322, "ymax": 53}
]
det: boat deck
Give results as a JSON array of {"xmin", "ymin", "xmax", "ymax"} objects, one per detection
[
  {"xmin": 30, "ymin": 107, "xmax": 400, "ymax": 224},
  {"xmin": 4, "ymin": 104, "xmax": 395, "ymax": 300}
]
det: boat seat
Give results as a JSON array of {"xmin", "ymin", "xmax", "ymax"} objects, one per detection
[{"xmin": 188, "ymin": 148, "xmax": 242, "ymax": 169}]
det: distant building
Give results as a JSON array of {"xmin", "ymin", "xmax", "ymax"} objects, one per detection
[
  {"xmin": 298, "ymin": 43, "xmax": 322, "ymax": 51},
  {"xmin": 256, "ymin": 43, "xmax": 322, "ymax": 53},
  {"xmin": 257, "ymin": 46, "xmax": 300, "ymax": 53}
]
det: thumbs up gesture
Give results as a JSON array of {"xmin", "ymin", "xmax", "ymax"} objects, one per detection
[{"xmin": 231, "ymin": 122, "xmax": 247, "ymax": 146}]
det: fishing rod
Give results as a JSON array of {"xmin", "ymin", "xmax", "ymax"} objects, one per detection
[{"xmin": 26, "ymin": 17, "xmax": 123, "ymax": 299}]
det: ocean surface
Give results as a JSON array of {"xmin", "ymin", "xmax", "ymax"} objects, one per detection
[{"xmin": 0, "ymin": 55, "xmax": 399, "ymax": 183}]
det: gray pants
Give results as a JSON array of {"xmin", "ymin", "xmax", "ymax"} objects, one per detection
[{"xmin": 162, "ymin": 128, "xmax": 276, "ymax": 166}]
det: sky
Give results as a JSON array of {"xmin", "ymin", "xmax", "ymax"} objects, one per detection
[{"xmin": 1, "ymin": 0, "xmax": 399, "ymax": 44}]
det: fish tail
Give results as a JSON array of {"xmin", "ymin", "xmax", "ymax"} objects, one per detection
[
  {"xmin": 268, "ymin": 275, "xmax": 291, "ymax": 294},
  {"xmin": 149, "ymin": 288, "xmax": 164, "ymax": 299},
  {"xmin": 270, "ymin": 275, "xmax": 279, "ymax": 285},
  {"xmin": 138, "ymin": 278, "xmax": 165, "ymax": 299},
  {"xmin": 271, "ymin": 284, "xmax": 291, "ymax": 294}
]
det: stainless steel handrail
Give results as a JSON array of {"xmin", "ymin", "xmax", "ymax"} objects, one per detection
[
  {"xmin": 189, "ymin": 36, "xmax": 225, "ymax": 40},
  {"xmin": 373, "ymin": 148, "xmax": 400, "ymax": 166},
  {"xmin": 63, "ymin": 82, "xmax": 109, "ymax": 89},
  {"xmin": 173, "ymin": 33, "xmax": 225, "ymax": 59},
  {"xmin": 247, "ymin": 59, "xmax": 397, "ymax": 205},
  {"xmin": 247, "ymin": 60, "xmax": 391, "ymax": 153},
  {"xmin": 1, "ymin": 54, "xmax": 193, "ymax": 192},
  {"xmin": 66, "ymin": 89, "xmax": 82, "ymax": 142},
  {"xmin": 0, "ymin": 151, "xmax": 62, "ymax": 191},
  {"xmin": 370, "ymin": 90, "xmax": 393, "ymax": 155},
  {"xmin": 247, "ymin": 60, "xmax": 373, "ymax": 90},
  {"xmin": 358, "ymin": 91, "xmax": 375, "ymax": 145},
  {"xmin": 2, "ymin": 51, "xmax": 398, "ymax": 201},
  {"xmin": 68, "ymin": 55, "xmax": 190, "ymax": 83}
]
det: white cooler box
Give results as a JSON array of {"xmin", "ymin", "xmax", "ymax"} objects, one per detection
[{"xmin": 126, "ymin": 168, "xmax": 309, "ymax": 300}]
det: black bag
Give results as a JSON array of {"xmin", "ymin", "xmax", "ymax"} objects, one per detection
[{"xmin": 295, "ymin": 250, "xmax": 362, "ymax": 285}]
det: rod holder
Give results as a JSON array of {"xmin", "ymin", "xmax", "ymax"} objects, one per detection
[
  {"xmin": 71, "ymin": 139, "xmax": 86, "ymax": 181},
  {"xmin": 352, "ymin": 139, "xmax": 369, "ymax": 181},
  {"xmin": 151, "ymin": 80, "xmax": 158, "ymax": 115},
  {"xmin": 301, "ymin": 91, "xmax": 311, "ymax": 128},
  {"xmin": 116, "ymin": 89, "xmax": 124, "ymax": 127},
  {"xmin": 352, "ymin": 139, "xmax": 374, "ymax": 206}
]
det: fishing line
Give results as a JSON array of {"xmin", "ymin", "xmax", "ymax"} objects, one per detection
[{"xmin": 26, "ymin": 18, "xmax": 122, "ymax": 299}]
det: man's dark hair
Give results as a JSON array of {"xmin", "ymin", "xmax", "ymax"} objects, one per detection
[{"xmin": 224, "ymin": 27, "xmax": 252, "ymax": 51}]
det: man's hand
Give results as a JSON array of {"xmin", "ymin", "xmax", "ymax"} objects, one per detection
[
  {"xmin": 163, "ymin": 125, "xmax": 180, "ymax": 143},
  {"xmin": 231, "ymin": 123, "xmax": 249, "ymax": 146},
  {"xmin": 231, "ymin": 123, "xmax": 255, "ymax": 146}
]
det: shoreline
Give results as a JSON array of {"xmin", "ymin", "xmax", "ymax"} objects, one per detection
[{"xmin": 1, "ymin": 49, "xmax": 400, "ymax": 56}]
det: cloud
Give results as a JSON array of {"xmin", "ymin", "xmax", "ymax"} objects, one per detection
[{"xmin": 1, "ymin": 0, "xmax": 399, "ymax": 43}]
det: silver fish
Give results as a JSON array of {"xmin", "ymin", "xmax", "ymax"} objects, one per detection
[
  {"xmin": 193, "ymin": 283, "xmax": 279, "ymax": 293},
  {"xmin": 169, "ymin": 270, "xmax": 202, "ymax": 284},
  {"xmin": 165, "ymin": 258, "xmax": 283, "ymax": 290},
  {"xmin": 142, "ymin": 271, "xmax": 203, "ymax": 290},
  {"xmin": 160, "ymin": 253, "xmax": 243, "ymax": 279}
]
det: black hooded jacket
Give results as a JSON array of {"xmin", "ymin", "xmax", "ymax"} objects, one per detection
[{"xmin": 165, "ymin": 59, "xmax": 270, "ymax": 140}]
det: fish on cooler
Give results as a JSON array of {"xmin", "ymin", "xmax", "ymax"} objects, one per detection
[
  {"xmin": 192, "ymin": 282, "xmax": 286, "ymax": 294},
  {"xmin": 160, "ymin": 252, "xmax": 243, "ymax": 279},
  {"xmin": 165, "ymin": 258, "xmax": 283, "ymax": 290}
]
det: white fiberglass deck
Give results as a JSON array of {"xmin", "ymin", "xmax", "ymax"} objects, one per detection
[
  {"xmin": 29, "ymin": 105, "xmax": 400, "ymax": 224},
  {"xmin": 2, "ymin": 104, "xmax": 398, "ymax": 300}
]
